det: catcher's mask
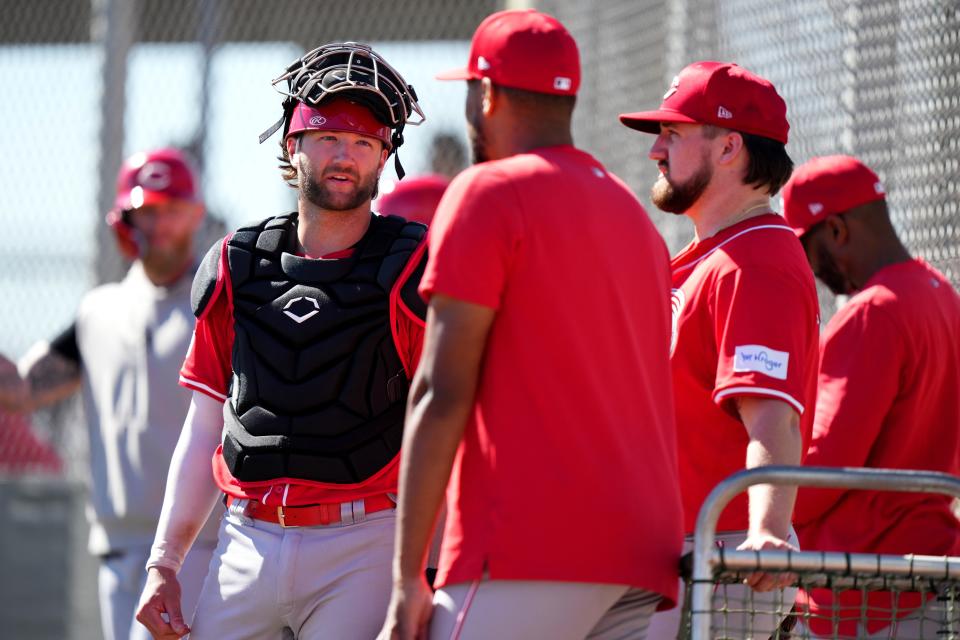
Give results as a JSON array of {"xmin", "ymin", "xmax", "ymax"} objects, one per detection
[{"xmin": 259, "ymin": 42, "xmax": 425, "ymax": 179}]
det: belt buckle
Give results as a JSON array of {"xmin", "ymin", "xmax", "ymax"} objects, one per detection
[{"xmin": 276, "ymin": 506, "xmax": 300, "ymax": 528}]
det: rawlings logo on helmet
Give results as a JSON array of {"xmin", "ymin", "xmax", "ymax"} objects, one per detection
[{"xmin": 309, "ymin": 115, "xmax": 327, "ymax": 126}]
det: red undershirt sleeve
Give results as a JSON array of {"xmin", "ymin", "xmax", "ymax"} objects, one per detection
[{"xmin": 392, "ymin": 247, "xmax": 427, "ymax": 379}]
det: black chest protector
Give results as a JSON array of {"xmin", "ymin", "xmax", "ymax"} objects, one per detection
[{"xmin": 221, "ymin": 212, "xmax": 426, "ymax": 484}]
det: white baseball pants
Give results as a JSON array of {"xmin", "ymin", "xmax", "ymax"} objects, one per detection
[
  {"xmin": 431, "ymin": 579, "xmax": 661, "ymax": 640},
  {"xmin": 188, "ymin": 507, "xmax": 396, "ymax": 640}
]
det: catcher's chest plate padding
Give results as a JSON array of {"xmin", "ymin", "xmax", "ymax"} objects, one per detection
[
  {"xmin": 222, "ymin": 212, "xmax": 423, "ymax": 484},
  {"xmin": 191, "ymin": 240, "xmax": 223, "ymax": 318}
]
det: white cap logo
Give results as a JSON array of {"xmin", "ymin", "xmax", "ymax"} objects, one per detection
[
  {"xmin": 809, "ymin": 203, "xmax": 824, "ymax": 215},
  {"xmin": 663, "ymin": 75, "xmax": 680, "ymax": 99},
  {"xmin": 477, "ymin": 56, "xmax": 491, "ymax": 71},
  {"xmin": 554, "ymin": 77, "xmax": 572, "ymax": 91},
  {"xmin": 874, "ymin": 181, "xmax": 885, "ymax": 195},
  {"xmin": 309, "ymin": 115, "xmax": 327, "ymax": 126},
  {"xmin": 717, "ymin": 106, "xmax": 733, "ymax": 119},
  {"xmin": 137, "ymin": 162, "xmax": 172, "ymax": 190}
]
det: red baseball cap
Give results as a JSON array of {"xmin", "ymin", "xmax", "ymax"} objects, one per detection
[
  {"xmin": 619, "ymin": 61, "xmax": 789, "ymax": 143},
  {"xmin": 436, "ymin": 9, "xmax": 580, "ymax": 96},
  {"xmin": 376, "ymin": 174, "xmax": 450, "ymax": 225},
  {"xmin": 113, "ymin": 148, "xmax": 198, "ymax": 211},
  {"xmin": 286, "ymin": 97, "xmax": 392, "ymax": 148},
  {"xmin": 782, "ymin": 155, "xmax": 886, "ymax": 236}
]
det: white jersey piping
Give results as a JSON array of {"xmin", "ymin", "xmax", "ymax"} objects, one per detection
[
  {"xmin": 714, "ymin": 386, "xmax": 805, "ymax": 415},
  {"xmin": 180, "ymin": 375, "xmax": 229, "ymax": 401},
  {"xmin": 673, "ymin": 224, "xmax": 795, "ymax": 276}
]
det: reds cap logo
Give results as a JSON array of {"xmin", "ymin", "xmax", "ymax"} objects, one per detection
[{"xmin": 137, "ymin": 161, "xmax": 173, "ymax": 190}]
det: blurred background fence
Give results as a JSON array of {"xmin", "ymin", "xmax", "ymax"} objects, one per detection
[{"xmin": 1, "ymin": 0, "xmax": 957, "ymax": 637}]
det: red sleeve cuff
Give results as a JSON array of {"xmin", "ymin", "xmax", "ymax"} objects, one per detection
[
  {"xmin": 179, "ymin": 375, "xmax": 228, "ymax": 402},
  {"xmin": 713, "ymin": 385, "xmax": 805, "ymax": 415}
]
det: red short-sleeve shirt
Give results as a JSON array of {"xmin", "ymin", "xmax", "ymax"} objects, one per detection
[
  {"xmin": 670, "ymin": 214, "xmax": 819, "ymax": 533},
  {"xmin": 421, "ymin": 146, "xmax": 683, "ymax": 606},
  {"xmin": 179, "ymin": 221, "xmax": 426, "ymax": 506},
  {"xmin": 794, "ymin": 259, "xmax": 960, "ymax": 635}
]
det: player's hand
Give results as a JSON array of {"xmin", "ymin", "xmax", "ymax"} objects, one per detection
[
  {"xmin": 736, "ymin": 532, "xmax": 798, "ymax": 592},
  {"xmin": 377, "ymin": 576, "xmax": 434, "ymax": 640},
  {"xmin": 136, "ymin": 566, "xmax": 190, "ymax": 639}
]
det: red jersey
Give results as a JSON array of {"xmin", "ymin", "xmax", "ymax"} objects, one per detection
[
  {"xmin": 421, "ymin": 146, "xmax": 683, "ymax": 606},
  {"xmin": 794, "ymin": 259, "xmax": 960, "ymax": 636},
  {"xmin": 670, "ymin": 214, "xmax": 819, "ymax": 533},
  {"xmin": 179, "ymin": 224, "xmax": 426, "ymax": 507}
]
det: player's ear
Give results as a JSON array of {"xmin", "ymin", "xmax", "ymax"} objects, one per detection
[
  {"xmin": 481, "ymin": 77, "xmax": 496, "ymax": 116},
  {"xmin": 719, "ymin": 130, "xmax": 744, "ymax": 163},
  {"xmin": 188, "ymin": 202, "xmax": 205, "ymax": 231},
  {"xmin": 378, "ymin": 143, "xmax": 389, "ymax": 171},
  {"xmin": 825, "ymin": 214, "xmax": 850, "ymax": 247},
  {"xmin": 285, "ymin": 135, "xmax": 300, "ymax": 161}
]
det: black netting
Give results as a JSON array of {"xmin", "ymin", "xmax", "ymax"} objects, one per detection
[{"xmin": 680, "ymin": 562, "xmax": 960, "ymax": 639}]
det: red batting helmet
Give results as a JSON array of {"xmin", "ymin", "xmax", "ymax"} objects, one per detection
[
  {"xmin": 106, "ymin": 148, "xmax": 199, "ymax": 259},
  {"xmin": 376, "ymin": 174, "xmax": 450, "ymax": 225},
  {"xmin": 285, "ymin": 97, "xmax": 393, "ymax": 148}
]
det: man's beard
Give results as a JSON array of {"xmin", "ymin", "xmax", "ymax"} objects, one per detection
[
  {"xmin": 468, "ymin": 118, "xmax": 489, "ymax": 164},
  {"xmin": 651, "ymin": 154, "xmax": 713, "ymax": 215},
  {"xmin": 299, "ymin": 157, "xmax": 378, "ymax": 211},
  {"xmin": 815, "ymin": 244, "xmax": 851, "ymax": 295},
  {"xmin": 140, "ymin": 233, "xmax": 193, "ymax": 282}
]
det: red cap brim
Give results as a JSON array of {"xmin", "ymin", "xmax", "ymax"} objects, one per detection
[
  {"xmin": 619, "ymin": 109, "xmax": 701, "ymax": 133},
  {"xmin": 435, "ymin": 67, "xmax": 478, "ymax": 81}
]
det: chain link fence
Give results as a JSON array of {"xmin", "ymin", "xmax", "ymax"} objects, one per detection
[
  {"xmin": 546, "ymin": 0, "xmax": 960, "ymax": 317},
  {"xmin": 1, "ymin": 0, "xmax": 957, "ymax": 637}
]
